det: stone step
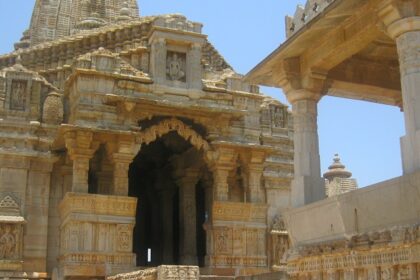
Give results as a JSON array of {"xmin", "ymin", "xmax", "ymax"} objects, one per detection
[{"xmin": 200, "ymin": 276, "xmax": 236, "ymax": 280}]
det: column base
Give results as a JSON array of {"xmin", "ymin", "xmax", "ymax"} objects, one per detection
[
  {"xmin": 401, "ymin": 132, "xmax": 420, "ymax": 174},
  {"xmin": 291, "ymin": 176, "xmax": 326, "ymax": 207}
]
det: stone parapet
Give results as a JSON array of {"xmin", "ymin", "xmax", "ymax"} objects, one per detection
[
  {"xmin": 58, "ymin": 193, "xmax": 137, "ymax": 278},
  {"xmin": 206, "ymin": 202, "xmax": 268, "ymax": 274}
]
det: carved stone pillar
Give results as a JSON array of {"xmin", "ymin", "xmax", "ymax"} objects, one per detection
[
  {"xmin": 287, "ymin": 92, "xmax": 325, "ymax": 207},
  {"xmin": 177, "ymin": 171, "xmax": 200, "ymax": 265},
  {"xmin": 65, "ymin": 131, "xmax": 98, "ymax": 193},
  {"xmin": 107, "ymin": 137, "xmax": 140, "ymax": 196},
  {"xmin": 212, "ymin": 167, "xmax": 230, "ymax": 201},
  {"xmin": 187, "ymin": 43, "xmax": 202, "ymax": 89},
  {"xmin": 383, "ymin": 15, "xmax": 420, "ymax": 174},
  {"xmin": 150, "ymin": 38, "xmax": 167, "ymax": 84},
  {"xmin": 248, "ymin": 163, "xmax": 265, "ymax": 203},
  {"xmin": 110, "ymin": 153, "xmax": 132, "ymax": 196}
]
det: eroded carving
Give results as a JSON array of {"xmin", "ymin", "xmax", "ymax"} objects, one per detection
[
  {"xmin": 0, "ymin": 224, "xmax": 20, "ymax": 259},
  {"xmin": 166, "ymin": 52, "xmax": 186, "ymax": 82},
  {"xmin": 10, "ymin": 80, "xmax": 27, "ymax": 111}
]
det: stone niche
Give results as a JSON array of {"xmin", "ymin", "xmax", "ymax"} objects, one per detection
[
  {"xmin": 149, "ymin": 16, "xmax": 205, "ymax": 89},
  {"xmin": 58, "ymin": 192, "xmax": 137, "ymax": 278},
  {"xmin": 0, "ymin": 194, "xmax": 25, "ymax": 272}
]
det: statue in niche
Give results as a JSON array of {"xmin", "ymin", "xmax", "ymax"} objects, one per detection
[
  {"xmin": 273, "ymin": 235, "xmax": 289, "ymax": 265},
  {"xmin": 0, "ymin": 224, "xmax": 16, "ymax": 259},
  {"xmin": 166, "ymin": 52, "xmax": 186, "ymax": 82},
  {"xmin": 272, "ymin": 215, "xmax": 286, "ymax": 231},
  {"xmin": 10, "ymin": 81, "xmax": 27, "ymax": 111},
  {"xmin": 271, "ymin": 106, "xmax": 285, "ymax": 128}
]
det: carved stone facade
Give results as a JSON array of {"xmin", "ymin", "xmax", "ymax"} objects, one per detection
[{"xmin": 0, "ymin": 1, "xmax": 293, "ymax": 279}]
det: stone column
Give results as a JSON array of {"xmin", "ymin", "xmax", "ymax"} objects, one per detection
[
  {"xmin": 111, "ymin": 153, "xmax": 132, "ymax": 196},
  {"xmin": 385, "ymin": 17, "xmax": 420, "ymax": 174},
  {"xmin": 177, "ymin": 172, "xmax": 200, "ymax": 265},
  {"xmin": 107, "ymin": 138, "xmax": 140, "ymax": 196},
  {"xmin": 65, "ymin": 131, "xmax": 98, "ymax": 193},
  {"xmin": 212, "ymin": 166, "xmax": 231, "ymax": 201},
  {"xmin": 150, "ymin": 38, "xmax": 167, "ymax": 84},
  {"xmin": 248, "ymin": 163, "xmax": 265, "ymax": 203},
  {"xmin": 287, "ymin": 92, "xmax": 325, "ymax": 207},
  {"xmin": 187, "ymin": 43, "xmax": 202, "ymax": 89}
]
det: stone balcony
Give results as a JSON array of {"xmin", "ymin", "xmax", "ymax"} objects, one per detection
[
  {"xmin": 58, "ymin": 192, "xmax": 137, "ymax": 278},
  {"xmin": 205, "ymin": 202, "xmax": 268, "ymax": 275}
]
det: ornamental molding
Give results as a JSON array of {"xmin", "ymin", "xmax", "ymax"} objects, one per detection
[{"xmin": 138, "ymin": 118, "xmax": 210, "ymax": 151}]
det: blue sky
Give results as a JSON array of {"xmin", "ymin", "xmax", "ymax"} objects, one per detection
[{"xmin": 0, "ymin": 1, "xmax": 405, "ymax": 187}]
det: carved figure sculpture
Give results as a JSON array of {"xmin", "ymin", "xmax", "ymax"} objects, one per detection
[
  {"xmin": 167, "ymin": 53, "xmax": 185, "ymax": 81},
  {"xmin": 0, "ymin": 224, "xmax": 16, "ymax": 259},
  {"xmin": 11, "ymin": 81, "xmax": 26, "ymax": 110}
]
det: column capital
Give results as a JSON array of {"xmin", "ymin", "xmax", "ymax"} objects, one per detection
[
  {"xmin": 387, "ymin": 17, "xmax": 420, "ymax": 39},
  {"xmin": 378, "ymin": 0, "xmax": 420, "ymax": 36},
  {"xmin": 64, "ymin": 130, "xmax": 99, "ymax": 160},
  {"xmin": 285, "ymin": 88, "xmax": 322, "ymax": 105}
]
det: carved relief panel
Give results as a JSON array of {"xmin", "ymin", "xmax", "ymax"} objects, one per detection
[
  {"xmin": 9, "ymin": 80, "xmax": 28, "ymax": 111},
  {"xmin": 166, "ymin": 51, "xmax": 186, "ymax": 82},
  {"xmin": 6, "ymin": 77, "xmax": 32, "ymax": 114},
  {"xmin": 214, "ymin": 227, "xmax": 232, "ymax": 255},
  {"xmin": 270, "ymin": 105, "xmax": 286, "ymax": 128},
  {"xmin": 117, "ymin": 224, "xmax": 133, "ymax": 252},
  {"xmin": 0, "ymin": 194, "xmax": 25, "ymax": 270},
  {"xmin": 0, "ymin": 224, "xmax": 21, "ymax": 260}
]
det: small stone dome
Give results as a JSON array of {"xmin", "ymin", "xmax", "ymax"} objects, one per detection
[
  {"xmin": 323, "ymin": 154, "xmax": 352, "ymax": 180},
  {"xmin": 42, "ymin": 92, "xmax": 64, "ymax": 125}
]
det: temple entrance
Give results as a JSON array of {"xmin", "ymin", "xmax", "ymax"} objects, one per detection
[{"xmin": 129, "ymin": 129, "xmax": 209, "ymax": 267}]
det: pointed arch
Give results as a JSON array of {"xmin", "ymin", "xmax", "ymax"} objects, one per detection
[{"xmin": 137, "ymin": 118, "xmax": 210, "ymax": 151}]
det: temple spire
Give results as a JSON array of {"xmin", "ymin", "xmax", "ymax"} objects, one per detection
[{"xmin": 17, "ymin": 0, "xmax": 140, "ymax": 48}]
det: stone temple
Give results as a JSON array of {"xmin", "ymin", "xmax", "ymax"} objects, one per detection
[
  {"xmin": 2, "ymin": 0, "xmax": 420, "ymax": 279},
  {"xmin": 0, "ymin": 0, "xmax": 293, "ymax": 279},
  {"xmin": 323, "ymin": 155, "xmax": 358, "ymax": 197}
]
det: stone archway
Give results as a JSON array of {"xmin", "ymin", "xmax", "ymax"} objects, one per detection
[
  {"xmin": 137, "ymin": 118, "xmax": 210, "ymax": 151},
  {"xmin": 129, "ymin": 118, "xmax": 211, "ymax": 267}
]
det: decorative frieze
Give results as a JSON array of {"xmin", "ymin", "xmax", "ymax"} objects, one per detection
[
  {"xmin": 287, "ymin": 225, "xmax": 420, "ymax": 277},
  {"xmin": 212, "ymin": 201, "xmax": 267, "ymax": 223}
]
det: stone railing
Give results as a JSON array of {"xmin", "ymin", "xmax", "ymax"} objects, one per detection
[
  {"xmin": 286, "ymin": 0, "xmax": 336, "ymax": 38},
  {"xmin": 59, "ymin": 192, "xmax": 137, "ymax": 219},
  {"xmin": 58, "ymin": 192, "xmax": 137, "ymax": 278}
]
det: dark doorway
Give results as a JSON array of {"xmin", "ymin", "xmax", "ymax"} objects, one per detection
[{"xmin": 129, "ymin": 131, "xmax": 208, "ymax": 267}]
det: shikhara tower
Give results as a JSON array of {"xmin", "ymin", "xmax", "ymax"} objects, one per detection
[
  {"xmin": 20, "ymin": 0, "xmax": 140, "ymax": 48},
  {"xmin": 0, "ymin": 0, "xmax": 294, "ymax": 279}
]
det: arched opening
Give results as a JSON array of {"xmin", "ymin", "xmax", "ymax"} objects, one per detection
[{"xmin": 128, "ymin": 129, "xmax": 210, "ymax": 267}]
